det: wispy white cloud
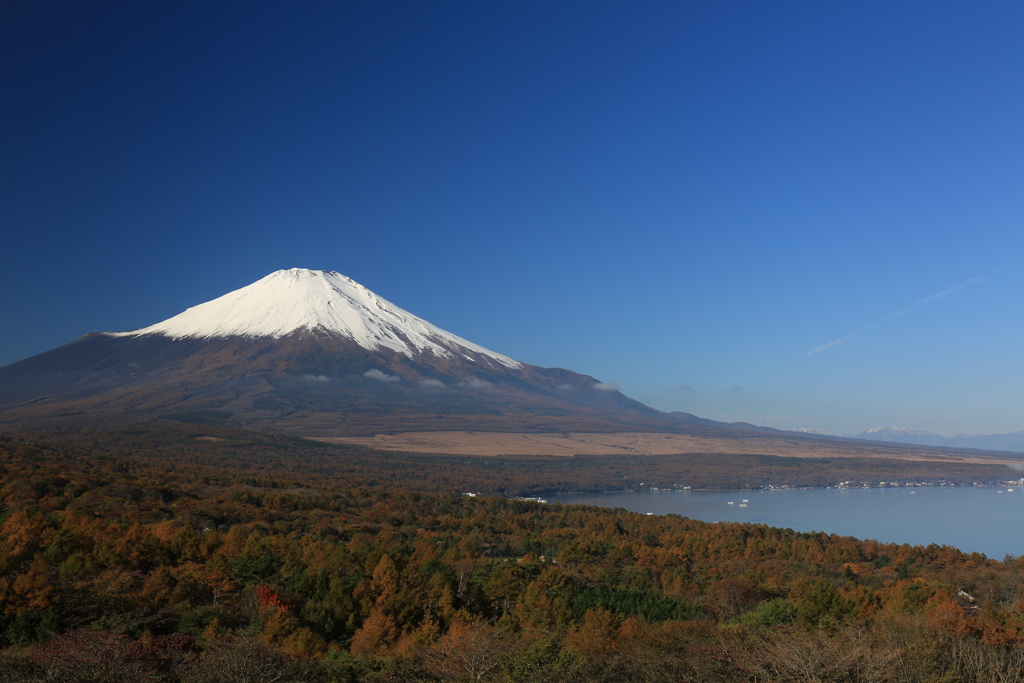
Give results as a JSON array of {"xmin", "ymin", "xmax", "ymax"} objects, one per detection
[
  {"xmin": 418, "ymin": 378, "xmax": 445, "ymax": 388},
  {"xmin": 884, "ymin": 276, "xmax": 987, "ymax": 320},
  {"xmin": 808, "ymin": 334, "xmax": 854, "ymax": 356},
  {"xmin": 808, "ymin": 276, "xmax": 987, "ymax": 356},
  {"xmin": 592, "ymin": 382, "xmax": 619, "ymax": 392},
  {"xmin": 303, "ymin": 374, "xmax": 331, "ymax": 382},
  {"xmin": 364, "ymin": 369, "xmax": 400, "ymax": 383}
]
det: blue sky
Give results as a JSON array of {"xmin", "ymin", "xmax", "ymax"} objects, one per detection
[{"xmin": 3, "ymin": 1, "xmax": 1023, "ymax": 436}]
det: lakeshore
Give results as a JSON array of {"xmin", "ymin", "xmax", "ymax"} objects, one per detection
[{"xmin": 547, "ymin": 486, "xmax": 1024, "ymax": 559}]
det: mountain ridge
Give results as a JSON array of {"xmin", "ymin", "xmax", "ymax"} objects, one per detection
[
  {"xmin": 108, "ymin": 268, "xmax": 521, "ymax": 368},
  {"xmin": 0, "ymin": 269, "xmax": 724, "ymax": 436},
  {"xmin": 793, "ymin": 425, "xmax": 1024, "ymax": 454}
]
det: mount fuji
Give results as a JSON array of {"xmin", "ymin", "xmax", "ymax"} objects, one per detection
[{"xmin": 0, "ymin": 269, "xmax": 700, "ymax": 435}]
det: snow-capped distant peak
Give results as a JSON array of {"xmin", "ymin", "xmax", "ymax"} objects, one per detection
[
  {"xmin": 791, "ymin": 427, "xmax": 844, "ymax": 437},
  {"xmin": 865, "ymin": 426, "xmax": 932, "ymax": 436},
  {"xmin": 854, "ymin": 426, "xmax": 947, "ymax": 446},
  {"xmin": 107, "ymin": 268, "xmax": 521, "ymax": 368}
]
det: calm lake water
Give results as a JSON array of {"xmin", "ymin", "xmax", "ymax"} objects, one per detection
[{"xmin": 546, "ymin": 487, "xmax": 1024, "ymax": 560}]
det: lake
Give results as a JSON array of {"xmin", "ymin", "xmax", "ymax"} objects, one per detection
[{"xmin": 546, "ymin": 486, "xmax": 1024, "ymax": 560}]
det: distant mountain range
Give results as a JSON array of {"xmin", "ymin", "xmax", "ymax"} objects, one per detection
[{"xmin": 793, "ymin": 426, "xmax": 1024, "ymax": 454}]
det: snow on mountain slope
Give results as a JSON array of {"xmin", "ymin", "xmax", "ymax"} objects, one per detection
[
  {"xmin": 108, "ymin": 268, "xmax": 521, "ymax": 368},
  {"xmin": 855, "ymin": 426, "xmax": 946, "ymax": 445},
  {"xmin": 791, "ymin": 427, "xmax": 844, "ymax": 437},
  {"xmin": 854, "ymin": 426, "xmax": 1024, "ymax": 452}
]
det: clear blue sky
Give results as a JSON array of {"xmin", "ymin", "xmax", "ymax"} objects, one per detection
[{"xmin": 3, "ymin": 1, "xmax": 1023, "ymax": 436}]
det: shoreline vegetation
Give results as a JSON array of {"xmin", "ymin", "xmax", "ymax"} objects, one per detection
[{"xmin": 2, "ymin": 423, "xmax": 1024, "ymax": 681}]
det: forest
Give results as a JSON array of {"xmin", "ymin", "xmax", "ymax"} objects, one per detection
[{"xmin": 1, "ymin": 424, "xmax": 1024, "ymax": 681}]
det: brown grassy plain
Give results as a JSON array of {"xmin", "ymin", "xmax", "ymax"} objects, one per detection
[{"xmin": 314, "ymin": 430, "xmax": 1024, "ymax": 465}]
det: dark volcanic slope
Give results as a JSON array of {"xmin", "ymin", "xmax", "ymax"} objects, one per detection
[{"xmin": 0, "ymin": 331, "xmax": 697, "ymax": 436}]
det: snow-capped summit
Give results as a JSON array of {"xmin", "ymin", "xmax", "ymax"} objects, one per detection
[
  {"xmin": 853, "ymin": 426, "xmax": 948, "ymax": 447},
  {"xmin": 0, "ymin": 267, "xmax": 680, "ymax": 436},
  {"xmin": 791, "ymin": 427, "xmax": 845, "ymax": 437},
  {"xmin": 109, "ymin": 268, "xmax": 520, "ymax": 368}
]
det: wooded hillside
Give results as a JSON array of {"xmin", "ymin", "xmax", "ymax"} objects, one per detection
[{"xmin": 1, "ymin": 426, "xmax": 1022, "ymax": 682}]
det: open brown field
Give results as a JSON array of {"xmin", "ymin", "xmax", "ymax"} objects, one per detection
[{"xmin": 313, "ymin": 430, "xmax": 1024, "ymax": 465}]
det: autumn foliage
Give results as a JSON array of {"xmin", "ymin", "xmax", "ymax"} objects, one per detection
[{"xmin": 0, "ymin": 426, "xmax": 1023, "ymax": 681}]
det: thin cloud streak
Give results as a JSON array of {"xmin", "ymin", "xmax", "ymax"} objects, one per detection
[
  {"xmin": 884, "ymin": 276, "xmax": 987, "ymax": 320},
  {"xmin": 808, "ymin": 276, "xmax": 987, "ymax": 356},
  {"xmin": 809, "ymin": 335, "xmax": 853, "ymax": 356}
]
